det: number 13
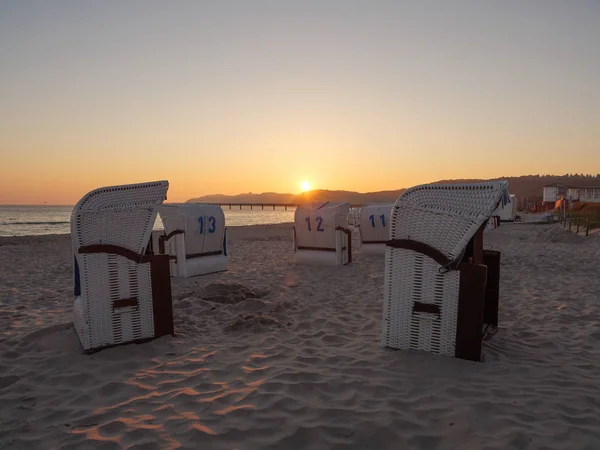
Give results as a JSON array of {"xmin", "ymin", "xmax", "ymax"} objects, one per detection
[{"xmin": 198, "ymin": 216, "xmax": 216, "ymax": 234}]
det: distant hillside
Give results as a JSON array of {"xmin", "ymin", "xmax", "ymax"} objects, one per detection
[
  {"xmin": 187, "ymin": 174, "xmax": 600, "ymax": 207},
  {"xmin": 187, "ymin": 189, "xmax": 404, "ymax": 206},
  {"xmin": 187, "ymin": 192, "xmax": 297, "ymax": 204}
]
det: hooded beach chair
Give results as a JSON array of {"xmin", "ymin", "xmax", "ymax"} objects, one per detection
[
  {"xmin": 357, "ymin": 204, "xmax": 394, "ymax": 255},
  {"xmin": 347, "ymin": 207, "xmax": 361, "ymax": 228},
  {"xmin": 151, "ymin": 203, "xmax": 228, "ymax": 277},
  {"xmin": 382, "ymin": 181, "xmax": 509, "ymax": 361},
  {"xmin": 293, "ymin": 202, "xmax": 352, "ymax": 266},
  {"xmin": 71, "ymin": 180, "xmax": 174, "ymax": 352}
]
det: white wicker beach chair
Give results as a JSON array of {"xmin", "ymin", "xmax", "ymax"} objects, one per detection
[
  {"xmin": 357, "ymin": 204, "xmax": 394, "ymax": 255},
  {"xmin": 382, "ymin": 181, "xmax": 509, "ymax": 361},
  {"xmin": 293, "ymin": 202, "xmax": 352, "ymax": 266},
  {"xmin": 151, "ymin": 204, "xmax": 228, "ymax": 278},
  {"xmin": 494, "ymin": 193, "xmax": 517, "ymax": 222},
  {"xmin": 71, "ymin": 180, "xmax": 173, "ymax": 352},
  {"xmin": 348, "ymin": 207, "xmax": 361, "ymax": 228}
]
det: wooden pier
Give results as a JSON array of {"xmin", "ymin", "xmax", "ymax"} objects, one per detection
[
  {"xmin": 220, "ymin": 203, "xmax": 297, "ymax": 211},
  {"xmin": 192, "ymin": 203, "xmax": 365, "ymax": 210}
]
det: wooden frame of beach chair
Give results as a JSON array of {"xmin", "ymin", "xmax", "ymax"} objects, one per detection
[
  {"xmin": 293, "ymin": 202, "xmax": 352, "ymax": 266},
  {"xmin": 382, "ymin": 181, "xmax": 508, "ymax": 362},
  {"xmin": 357, "ymin": 204, "xmax": 394, "ymax": 255},
  {"xmin": 150, "ymin": 204, "xmax": 228, "ymax": 278},
  {"xmin": 71, "ymin": 180, "xmax": 174, "ymax": 353}
]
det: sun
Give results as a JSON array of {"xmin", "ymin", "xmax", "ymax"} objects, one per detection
[{"xmin": 300, "ymin": 180, "xmax": 312, "ymax": 192}]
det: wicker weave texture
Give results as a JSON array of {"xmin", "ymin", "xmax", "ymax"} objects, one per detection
[
  {"xmin": 389, "ymin": 182, "xmax": 508, "ymax": 261},
  {"xmin": 383, "ymin": 251, "xmax": 460, "ymax": 356},
  {"xmin": 71, "ymin": 181, "xmax": 168, "ymax": 351},
  {"xmin": 383, "ymin": 181, "xmax": 508, "ymax": 357},
  {"xmin": 72, "ymin": 181, "xmax": 168, "ymax": 255}
]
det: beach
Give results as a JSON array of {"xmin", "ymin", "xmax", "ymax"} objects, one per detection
[{"xmin": 1, "ymin": 223, "xmax": 600, "ymax": 449}]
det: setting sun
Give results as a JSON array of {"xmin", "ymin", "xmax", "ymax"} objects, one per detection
[{"xmin": 300, "ymin": 180, "xmax": 312, "ymax": 192}]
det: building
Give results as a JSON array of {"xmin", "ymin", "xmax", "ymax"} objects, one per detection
[
  {"xmin": 542, "ymin": 183, "xmax": 600, "ymax": 206},
  {"xmin": 542, "ymin": 184, "xmax": 568, "ymax": 203},
  {"xmin": 566, "ymin": 186, "xmax": 600, "ymax": 202}
]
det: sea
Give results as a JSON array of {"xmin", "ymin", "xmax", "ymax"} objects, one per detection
[{"xmin": 0, "ymin": 205, "xmax": 297, "ymax": 237}]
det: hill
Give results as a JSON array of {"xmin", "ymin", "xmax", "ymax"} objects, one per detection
[
  {"xmin": 187, "ymin": 189, "xmax": 405, "ymax": 206},
  {"xmin": 187, "ymin": 174, "xmax": 600, "ymax": 207}
]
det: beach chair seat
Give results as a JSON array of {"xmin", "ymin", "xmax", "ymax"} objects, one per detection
[
  {"xmin": 382, "ymin": 181, "xmax": 509, "ymax": 361},
  {"xmin": 294, "ymin": 202, "xmax": 352, "ymax": 266},
  {"xmin": 151, "ymin": 204, "xmax": 228, "ymax": 277},
  {"xmin": 71, "ymin": 180, "xmax": 173, "ymax": 352},
  {"xmin": 357, "ymin": 204, "xmax": 394, "ymax": 255}
]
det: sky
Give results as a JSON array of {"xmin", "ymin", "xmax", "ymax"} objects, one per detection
[{"xmin": 1, "ymin": 1, "xmax": 598, "ymax": 204}]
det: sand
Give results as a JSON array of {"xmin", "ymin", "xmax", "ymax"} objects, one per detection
[{"xmin": 1, "ymin": 223, "xmax": 600, "ymax": 449}]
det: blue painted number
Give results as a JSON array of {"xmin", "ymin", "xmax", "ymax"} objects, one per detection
[
  {"xmin": 198, "ymin": 216, "xmax": 216, "ymax": 234},
  {"xmin": 316, "ymin": 216, "xmax": 324, "ymax": 232},
  {"xmin": 305, "ymin": 216, "xmax": 325, "ymax": 232},
  {"xmin": 369, "ymin": 214, "xmax": 386, "ymax": 227}
]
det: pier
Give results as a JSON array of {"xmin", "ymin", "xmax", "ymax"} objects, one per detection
[
  {"xmin": 192, "ymin": 203, "xmax": 365, "ymax": 210},
  {"xmin": 221, "ymin": 203, "xmax": 297, "ymax": 211}
]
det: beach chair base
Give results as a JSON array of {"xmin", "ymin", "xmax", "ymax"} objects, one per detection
[
  {"xmin": 73, "ymin": 250, "xmax": 174, "ymax": 353},
  {"xmin": 383, "ymin": 237, "xmax": 501, "ymax": 363},
  {"xmin": 150, "ymin": 229, "xmax": 229, "ymax": 278}
]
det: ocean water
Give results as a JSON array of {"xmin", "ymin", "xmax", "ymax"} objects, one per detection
[{"xmin": 0, "ymin": 205, "xmax": 296, "ymax": 237}]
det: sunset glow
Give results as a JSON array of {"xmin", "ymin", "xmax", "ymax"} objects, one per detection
[{"xmin": 0, "ymin": 3, "xmax": 598, "ymax": 205}]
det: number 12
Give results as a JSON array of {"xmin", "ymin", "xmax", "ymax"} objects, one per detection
[{"xmin": 305, "ymin": 216, "xmax": 324, "ymax": 232}]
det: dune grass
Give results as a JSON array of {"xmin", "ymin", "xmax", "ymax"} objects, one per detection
[{"xmin": 564, "ymin": 203, "xmax": 600, "ymax": 230}]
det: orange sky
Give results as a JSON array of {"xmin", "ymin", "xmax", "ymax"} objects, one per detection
[{"xmin": 1, "ymin": 2, "xmax": 598, "ymax": 205}]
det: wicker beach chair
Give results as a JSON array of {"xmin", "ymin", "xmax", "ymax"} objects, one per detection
[
  {"xmin": 357, "ymin": 204, "xmax": 394, "ymax": 255},
  {"xmin": 382, "ymin": 181, "xmax": 509, "ymax": 361},
  {"xmin": 71, "ymin": 180, "xmax": 174, "ymax": 352},
  {"xmin": 348, "ymin": 207, "xmax": 361, "ymax": 228},
  {"xmin": 151, "ymin": 204, "xmax": 228, "ymax": 277},
  {"xmin": 293, "ymin": 202, "xmax": 352, "ymax": 266}
]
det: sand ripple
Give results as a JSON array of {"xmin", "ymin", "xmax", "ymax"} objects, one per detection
[{"xmin": 1, "ymin": 225, "xmax": 600, "ymax": 448}]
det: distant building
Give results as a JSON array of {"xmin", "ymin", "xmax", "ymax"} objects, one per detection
[
  {"xmin": 566, "ymin": 186, "xmax": 600, "ymax": 202},
  {"xmin": 542, "ymin": 183, "xmax": 600, "ymax": 207}
]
